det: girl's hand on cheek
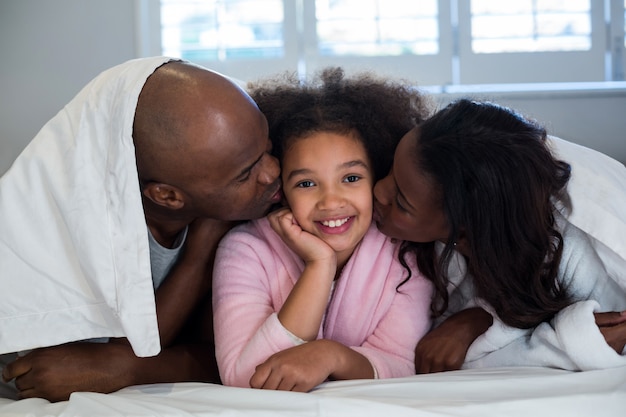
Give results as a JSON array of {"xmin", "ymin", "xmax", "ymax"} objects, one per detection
[
  {"xmin": 271, "ymin": 208, "xmax": 337, "ymax": 340},
  {"xmin": 268, "ymin": 208, "xmax": 335, "ymax": 265}
]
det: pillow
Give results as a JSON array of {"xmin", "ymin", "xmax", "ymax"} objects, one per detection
[{"xmin": 548, "ymin": 135, "xmax": 626, "ymax": 292}]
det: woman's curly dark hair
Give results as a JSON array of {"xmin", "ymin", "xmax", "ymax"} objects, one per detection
[
  {"xmin": 401, "ymin": 99, "xmax": 573, "ymax": 328},
  {"xmin": 248, "ymin": 67, "xmax": 433, "ymax": 182}
]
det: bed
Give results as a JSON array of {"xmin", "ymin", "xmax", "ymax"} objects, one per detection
[
  {"xmin": 1, "ymin": 57, "xmax": 625, "ymax": 416},
  {"xmin": 0, "ymin": 366, "xmax": 624, "ymax": 416}
]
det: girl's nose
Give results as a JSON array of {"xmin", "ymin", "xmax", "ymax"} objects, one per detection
[{"xmin": 318, "ymin": 187, "xmax": 345, "ymax": 210}]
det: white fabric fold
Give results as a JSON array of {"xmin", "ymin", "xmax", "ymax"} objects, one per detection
[
  {"xmin": 465, "ymin": 300, "xmax": 626, "ymax": 370},
  {"xmin": 0, "ymin": 56, "xmax": 177, "ymax": 357},
  {"xmin": 548, "ymin": 135, "xmax": 626, "ymax": 293},
  {"xmin": 455, "ymin": 137, "xmax": 626, "ymax": 370}
]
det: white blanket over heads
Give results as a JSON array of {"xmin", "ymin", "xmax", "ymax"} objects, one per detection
[
  {"xmin": 549, "ymin": 135, "xmax": 626, "ymax": 291},
  {"xmin": 0, "ymin": 57, "xmax": 176, "ymax": 357},
  {"xmin": 458, "ymin": 136, "xmax": 626, "ymax": 370}
]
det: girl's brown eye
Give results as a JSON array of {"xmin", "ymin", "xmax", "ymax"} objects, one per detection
[{"xmin": 296, "ymin": 180, "xmax": 315, "ymax": 188}]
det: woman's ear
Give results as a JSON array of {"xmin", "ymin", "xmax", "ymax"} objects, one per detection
[
  {"xmin": 454, "ymin": 228, "xmax": 469, "ymax": 256},
  {"xmin": 142, "ymin": 183, "xmax": 185, "ymax": 210}
]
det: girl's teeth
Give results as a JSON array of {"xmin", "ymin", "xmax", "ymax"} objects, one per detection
[{"xmin": 322, "ymin": 217, "xmax": 349, "ymax": 228}]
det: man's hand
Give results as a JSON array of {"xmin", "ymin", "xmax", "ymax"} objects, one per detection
[
  {"xmin": 1, "ymin": 340, "xmax": 220, "ymax": 403},
  {"xmin": 414, "ymin": 308, "xmax": 493, "ymax": 374},
  {"xmin": 183, "ymin": 218, "xmax": 239, "ymax": 262},
  {"xmin": 595, "ymin": 311, "xmax": 626, "ymax": 354},
  {"xmin": 1, "ymin": 342, "xmax": 135, "ymax": 402}
]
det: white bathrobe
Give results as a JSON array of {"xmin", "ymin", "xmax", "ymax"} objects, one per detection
[
  {"xmin": 0, "ymin": 56, "xmax": 179, "ymax": 357},
  {"xmin": 448, "ymin": 137, "xmax": 626, "ymax": 370}
]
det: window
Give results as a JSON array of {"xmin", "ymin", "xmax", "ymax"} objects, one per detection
[
  {"xmin": 146, "ymin": 0, "xmax": 626, "ymax": 87},
  {"xmin": 161, "ymin": 0, "xmax": 284, "ymax": 61},
  {"xmin": 315, "ymin": 0, "xmax": 439, "ymax": 56},
  {"xmin": 470, "ymin": 0, "xmax": 591, "ymax": 53}
]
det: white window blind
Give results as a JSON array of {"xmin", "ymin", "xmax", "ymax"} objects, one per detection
[
  {"xmin": 149, "ymin": 0, "xmax": 626, "ymax": 86},
  {"xmin": 470, "ymin": 0, "xmax": 591, "ymax": 53},
  {"xmin": 161, "ymin": 0, "xmax": 285, "ymax": 60}
]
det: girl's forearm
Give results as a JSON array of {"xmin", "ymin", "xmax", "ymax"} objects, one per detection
[
  {"xmin": 319, "ymin": 340, "xmax": 375, "ymax": 381},
  {"xmin": 277, "ymin": 260, "xmax": 336, "ymax": 341}
]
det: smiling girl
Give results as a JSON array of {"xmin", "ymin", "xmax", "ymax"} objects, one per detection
[{"xmin": 212, "ymin": 68, "xmax": 434, "ymax": 391}]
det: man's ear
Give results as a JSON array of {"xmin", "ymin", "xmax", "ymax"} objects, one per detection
[{"xmin": 142, "ymin": 183, "xmax": 185, "ymax": 210}]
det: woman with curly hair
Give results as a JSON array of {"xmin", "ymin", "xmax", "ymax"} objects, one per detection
[
  {"xmin": 212, "ymin": 67, "xmax": 434, "ymax": 391},
  {"xmin": 373, "ymin": 98, "xmax": 626, "ymax": 373}
]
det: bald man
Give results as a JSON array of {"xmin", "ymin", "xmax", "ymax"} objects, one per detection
[{"xmin": 0, "ymin": 59, "xmax": 281, "ymax": 401}]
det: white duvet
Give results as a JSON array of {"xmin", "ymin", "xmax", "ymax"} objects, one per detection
[
  {"xmin": 458, "ymin": 136, "xmax": 626, "ymax": 370},
  {"xmin": 0, "ymin": 57, "xmax": 178, "ymax": 357},
  {"xmin": 0, "ymin": 366, "xmax": 625, "ymax": 416}
]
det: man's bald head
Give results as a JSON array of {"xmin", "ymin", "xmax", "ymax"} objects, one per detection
[
  {"xmin": 133, "ymin": 61, "xmax": 259, "ymax": 185},
  {"xmin": 131, "ymin": 61, "xmax": 280, "ymax": 225}
]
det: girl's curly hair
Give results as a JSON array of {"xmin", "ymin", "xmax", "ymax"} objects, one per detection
[{"xmin": 248, "ymin": 67, "xmax": 433, "ymax": 182}]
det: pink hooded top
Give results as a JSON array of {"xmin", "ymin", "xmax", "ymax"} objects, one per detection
[{"xmin": 213, "ymin": 218, "xmax": 433, "ymax": 388}]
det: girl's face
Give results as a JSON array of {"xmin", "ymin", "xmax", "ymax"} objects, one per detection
[
  {"xmin": 282, "ymin": 131, "xmax": 373, "ymax": 263},
  {"xmin": 373, "ymin": 128, "xmax": 449, "ymax": 243}
]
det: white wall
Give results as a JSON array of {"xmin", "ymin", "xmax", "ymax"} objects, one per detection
[
  {"xmin": 0, "ymin": 0, "xmax": 136, "ymax": 175},
  {"xmin": 433, "ymin": 87, "xmax": 626, "ymax": 165},
  {"xmin": 1, "ymin": 0, "xmax": 625, "ymax": 177}
]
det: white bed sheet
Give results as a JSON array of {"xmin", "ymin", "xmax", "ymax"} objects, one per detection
[{"xmin": 1, "ymin": 366, "xmax": 624, "ymax": 416}]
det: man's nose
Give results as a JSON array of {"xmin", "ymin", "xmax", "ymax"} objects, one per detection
[{"xmin": 259, "ymin": 153, "xmax": 280, "ymax": 184}]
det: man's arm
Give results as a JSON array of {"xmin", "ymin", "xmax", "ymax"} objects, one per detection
[
  {"xmin": 2, "ymin": 218, "xmax": 234, "ymax": 402},
  {"xmin": 2, "ymin": 339, "xmax": 219, "ymax": 402},
  {"xmin": 151, "ymin": 218, "xmax": 235, "ymax": 347}
]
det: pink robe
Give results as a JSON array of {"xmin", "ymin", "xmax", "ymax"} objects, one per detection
[{"xmin": 213, "ymin": 218, "xmax": 433, "ymax": 387}]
